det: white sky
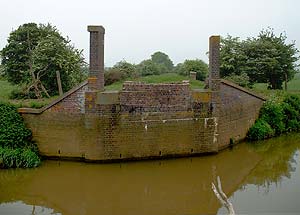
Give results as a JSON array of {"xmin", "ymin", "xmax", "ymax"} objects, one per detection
[{"xmin": 0, "ymin": 0, "xmax": 299, "ymax": 67}]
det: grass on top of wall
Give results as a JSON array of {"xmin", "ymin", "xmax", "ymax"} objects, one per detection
[
  {"xmin": 0, "ymin": 79, "xmax": 58, "ymax": 108},
  {"xmin": 105, "ymin": 73, "xmax": 205, "ymax": 91}
]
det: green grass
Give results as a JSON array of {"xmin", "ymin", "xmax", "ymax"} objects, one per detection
[
  {"xmin": 105, "ymin": 73, "xmax": 205, "ymax": 91},
  {"xmin": 252, "ymin": 73, "xmax": 300, "ymax": 98},
  {"xmin": 0, "ymin": 80, "xmax": 20, "ymax": 102},
  {"xmin": 287, "ymin": 72, "xmax": 300, "ymax": 91},
  {"xmin": 0, "ymin": 79, "xmax": 57, "ymax": 108}
]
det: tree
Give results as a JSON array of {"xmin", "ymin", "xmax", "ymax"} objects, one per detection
[
  {"xmin": 220, "ymin": 29, "xmax": 299, "ymax": 89},
  {"xmin": 137, "ymin": 59, "xmax": 161, "ymax": 76},
  {"xmin": 111, "ymin": 61, "xmax": 138, "ymax": 78},
  {"xmin": 174, "ymin": 59, "xmax": 208, "ymax": 81},
  {"xmin": 104, "ymin": 61, "xmax": 137, "ymax": 86},
  {"xmin": 0, "ymin": 23, "xmax": 85, "ymax": 98},
  {"xmin": 151, "ymin": 51, "xmax": 174, "ymax": 72}
]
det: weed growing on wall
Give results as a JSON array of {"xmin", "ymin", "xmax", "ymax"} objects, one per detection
[
  {"xmin": 0, "ymin": 102, "xmax": 41, "ymax": 168},
  {"xmin": 247, "ymin": 94, "xmax": 300, "ymax": 141}
]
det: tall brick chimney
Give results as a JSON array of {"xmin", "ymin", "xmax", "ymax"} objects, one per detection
[
  {"xmin": 87, "ymin": 25, "xmax": 105, "ymax": 91},
  {"xmin": 209, "ymin": 35, "xmax": 220, "ymax": 91}
]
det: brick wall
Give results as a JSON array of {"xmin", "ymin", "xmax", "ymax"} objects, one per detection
[
  {"xmin": 120, "ymin": 82, "xmax": 191, "ymax": 112},
  {"xmin": 218, "ymin": 80, "xmax": 264, "ymax": 148},
  {"xmin": 20, "ymin": 80, "xmax": 264, "ymax": 162},
  {"xmin": 46, "ymin": 82, "xmax": 88, "ymax": 113}
]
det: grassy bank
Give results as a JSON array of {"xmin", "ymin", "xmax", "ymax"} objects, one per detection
[{"xmin": 105, "ymin": 73, "xmax": 205, "ymax": 91}]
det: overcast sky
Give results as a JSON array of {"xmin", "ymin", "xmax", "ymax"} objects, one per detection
[{"xmin": 0, "ymin": 0, "xmax": 299, "ymax": 66}]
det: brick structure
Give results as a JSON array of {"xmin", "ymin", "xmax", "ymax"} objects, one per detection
[
  {"xmin": 18, "ymin": 26, "xmax": 265, "ymax": 162},
  {"xmin": 87, "ymin": 26, "xmax": 105, "ymax": 91}
]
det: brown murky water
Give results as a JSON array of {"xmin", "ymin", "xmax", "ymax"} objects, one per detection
[{"xmin": 0, "ymin": 133, "xmax": 300, "ymax": 215}]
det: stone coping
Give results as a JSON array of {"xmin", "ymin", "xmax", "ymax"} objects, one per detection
[
  {"xmin": 18, "ymin": 81, "xmax": 88, "ymax": 114},
  {"xmin": 221, "ymin": 79, "xmax": 266, "ymax": 101}
]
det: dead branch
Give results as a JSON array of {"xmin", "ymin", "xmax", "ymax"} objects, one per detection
[{"xmin": 212, "ymin": 176, "xmax": 235, "ymax": 215}]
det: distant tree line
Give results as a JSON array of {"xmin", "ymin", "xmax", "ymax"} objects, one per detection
[{"xmin": 104, "ymin": 51, "xmax": 208, "ymax": 86}]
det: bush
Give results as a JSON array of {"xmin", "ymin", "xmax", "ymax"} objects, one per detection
[
  {"xmin": 248, "ymin": 94, "xmax": 300, "ymax": 141},
  {"xmin": 0, "ymin": 102, "xmax": 40, "ymax": 168},
  {"xmin": 0, "ymin": 147, "xmax": 40, "ymax": 168},
  {"xmin": 104, "ymin": 69, "xmax": 126, "ymax": 86},
  {"xmin": 174, "ymin": 59, "xmax": 208, "ymax": 81},
  {"xmin": 247, "ymin": 119, "xmax": 275, "ymax": 141},
  {"xmin": 259, "ymin": 100, "xmax": 285, "ymax": 135},
  {"xmin": 9, "ymin": 88, "xmax": 37, "ymax": 99},
  {"xmin": 0, "ymin": 102, "xmax": 32, "ymax": 148},
  {"xmin": 282, "ymin": 95, "xmax": 300, "ymax": 131}
]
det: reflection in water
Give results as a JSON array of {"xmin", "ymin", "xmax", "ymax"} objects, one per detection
[
  {"xmin": 0, "ymin": 201, "xmax": 60, "ymax": 215},
  {"xmin": 0, "ymin": 133, "xmax": 300, "ymax": 215}
]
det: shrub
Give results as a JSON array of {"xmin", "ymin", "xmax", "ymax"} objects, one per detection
[
  {"xmin": 0, "ymin": 147, "xmax": 40, "ymax": 168},
  {"xmin": 9, "ymin": 88, "xmax": 37, "ymax": 99},
  {"xmin": 248, "ymin": 94, "xmax": 300, "ymax": 141},
  {"xmin": 259, "ymin": 100, "xmax": 285, "ymax": 135},
  {"xmin": 282, "ymin": 95, "xmax": 300, "ymax": 132},
  {"xmin": 0, "ymin": 102, "xmax": 40, "ymax": 168},
  {"xmin": 104, "ymin": 69, "xmax": 126, "ymax": 86},
  {"xmin": 0, "ymin": 102, "xmax": 32, "ymax": 148},
  {"xmin": 247, "ymin": 119, "xmax": 275, "ymax": 141}
]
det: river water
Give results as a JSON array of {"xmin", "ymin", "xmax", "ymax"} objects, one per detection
[{"xmin": 0, "ymin": 133, "xmax": 299, "ymax": 215}]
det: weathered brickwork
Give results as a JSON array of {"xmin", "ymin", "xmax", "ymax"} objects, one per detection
[
  {"xmin": 18, "ymin": 30, "xmax": 265, "ymax": 162},
  {"xmin": 218, "ymin": 80, "xmax": 264, "ymax": 149},
  {"xmin": 45, "ymin": 82, "xmax": 88, "ymax": 114},
  {"xmin": 120, "ymin": 82, "xmax": 191, "ymax": 112}
]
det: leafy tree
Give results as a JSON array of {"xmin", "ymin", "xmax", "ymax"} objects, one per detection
[
  {"xmin": 224, "ymin": 72, "xmax": 251, "ymax": 88},
  {"xmin": 220, "ymin": 36, "xmax": 248, "ymax": 77},
  {"xmin": 104, "ymin": 61, "xmax": 137, "ymax": 86},
  {"xmin": 220, "ymin": 29, "xmax": 299, "ymax": 89},
  {"xmin": 174, "ymin": 59, "xmax": 208, "ymax": 81},
  {"xmin": 137, "ymin": 59, "xmax": 161, "ymax": 76},
  {"xmin": 111, "ymin": 61, "xmax": 138, "ymax": 78},
  {"xmin": 0, "ymin": 23, "xmax": 85, "ymax": 98},
  {"xmin": 151, "ymin": 51, "xmax": 174, "ymax": 71}
]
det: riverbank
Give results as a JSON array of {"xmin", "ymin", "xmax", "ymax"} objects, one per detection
[{"xmin": 0, "ymin": 102, "xmax": 41, "ymax": 169}]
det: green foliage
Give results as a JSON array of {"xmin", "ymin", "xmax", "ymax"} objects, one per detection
[
  {"xmin": 104, "ymin": 61, "xmax": 137, "ymax": 86},
  {"xmin": 0, "ymin": 102, "xmax": 32, "ymax": 148},
  {"xmin": 220, "ymin": 29, "xmax": 299, "ymax": 89},
  {"xmin": 0, "ymin": 79, "xmax": 20, "ymax": 102},
  {"xmin": 1, "ymin": 23, "xmax": 86, "ymax": 97},
  {"xmin": 105, "ymin": 73, "xmax": 204, "ymax": 91},
  {"xmin": 0, "ymin": 147, "xmax": 40, "ymax": 168},
  {"xmin": 247, "ymin": 119, "xmax": 274, "ymax": 141},
  {"xmin": 137, "ymin": 59, "xmax": 161, "ymax": 76},
  {"xmin": 0, "ymin": 102, "xmax": 40, "ymax": 168},
  {"xmin": 282, "ymin": 95, "xmax": 300, "ymax": 131},
  {"xmin": 224, "ymin": 72, "xmax": 251, "ymax": 88},
  {"xmin": 260, "ymin": 99, "xmax": 285, "ymax": 134},
  {"xmin": 174, "ymin": 59, "xmax": 208, "ymax": 81},
  {"xmin": 151, "ymin": 51, "xmax": 174, "ymax": 71},
  {"xmin": 248, "ymin": 94, "xmax": 300, "ymax": 141}
]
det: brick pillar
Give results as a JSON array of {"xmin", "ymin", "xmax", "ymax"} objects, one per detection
[
  {"xmin": 209, "ymin": 36, "xmax": 220, "ymax": 91},
  {"xmin": 208, "ymin": 35, "xmax": 221, "ymax": 152},
  {"xmin": 87, "ymin": 25, "xmax": 105, "ymax": 91}
]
